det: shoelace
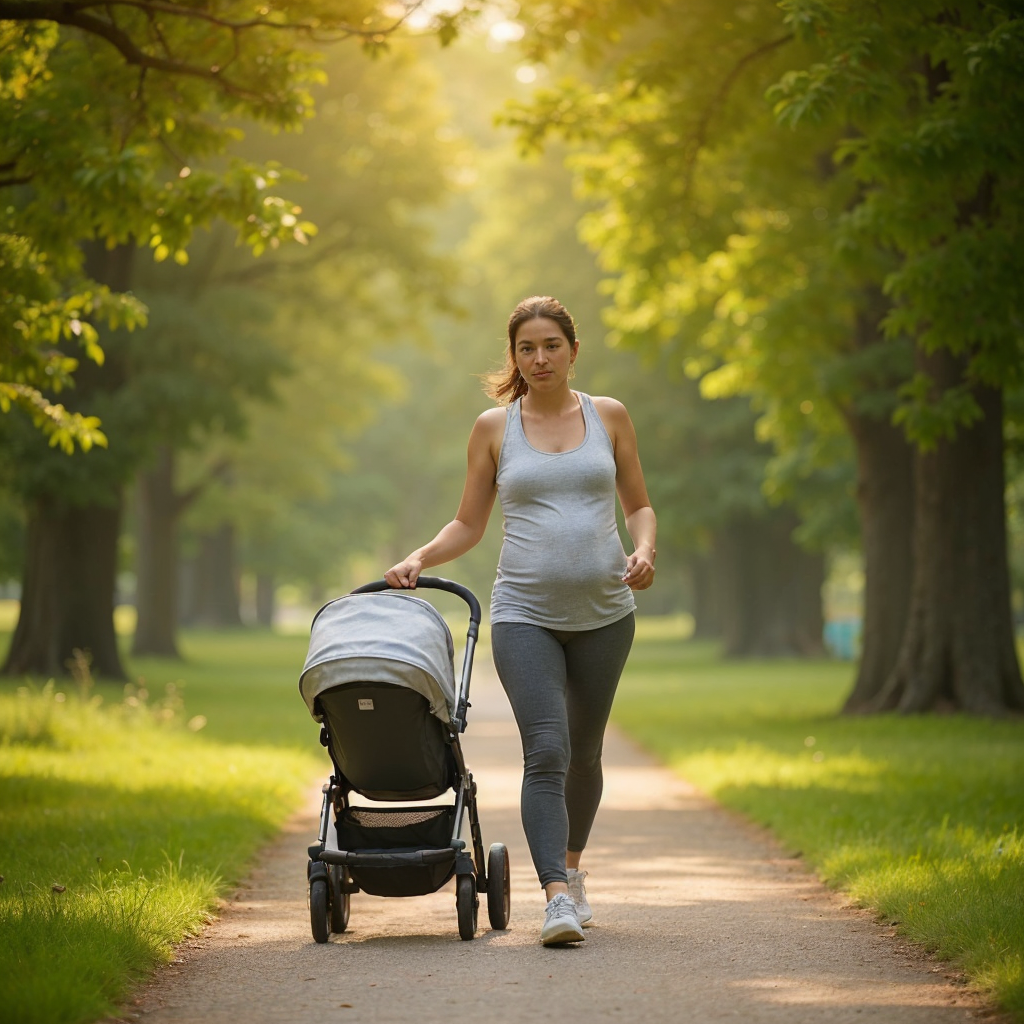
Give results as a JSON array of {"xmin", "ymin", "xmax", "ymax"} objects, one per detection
[{"xmin": 547, "ymin": 894, "xmax": 577, "ymax": 919}]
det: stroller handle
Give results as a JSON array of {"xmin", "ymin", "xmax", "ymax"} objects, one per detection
[{"xmin": 351, "ymin": 576, "xmax": 482, "ymax": 635}]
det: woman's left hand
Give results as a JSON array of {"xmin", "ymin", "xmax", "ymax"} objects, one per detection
[{"xmin": 622, "ymin": 549, "xmax": 656, "ymax": 590}]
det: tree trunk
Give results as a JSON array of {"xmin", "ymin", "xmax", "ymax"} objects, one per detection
[
  {"xmin": 716, "ymin": 508, "xmax": 825, "ymax": 658},
  {"xmin": 791, "ymin": 545, "xmax": 827, "ymax": 657},
  {"xmin": 178, "ymin": 555, "xmax": 198, "ymax": 626},
  {"xmin": 689, "ymin": 553, "xmax": 722, "ymax": 639},
  {"xmin": 2, "ymin": 503, "xmax": 62, "ymax": 676},
  {"xmin": 872, "ymin": 349, "xmax": 1024, "ymax": 714},
  {"xmin": 2, "ymin": 243, "xmax": 135, "ymax": 680},
  {"xmin": 2, "ymin": 496, "xmax": 127, "ymax": 679},
  {"xmin": 842, "ymin": 410, "xmax": 915, "ymax": 712},
  {"xmin": 255, "ymin": 572, "xmax": 275, "ymax": 628},
  {"xmin": 187, "ymin": 524, "xmax": 243, "ymax": 627},
  {"xmin": 132, "ymin": 445, "xmax": 181, "ymax": 657}
]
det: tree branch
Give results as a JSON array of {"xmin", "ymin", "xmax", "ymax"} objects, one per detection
[
  {"xmin": 0, "ymin": 1, "xmax": 269, "ymax": 100},
  {"xmin": 0, "ymin": 0, "xmax": 426, "ymax": 38},
  {"xmin": 0, "ymin": 0, "xmax": 432, "ymax": 102},
  {"xmin": 681, "ymin": 33, "xmax": 794, "ymax": 201},
  {"xmin": 173, "ymin": 457, "xmax": 232, "ymax": 515}
]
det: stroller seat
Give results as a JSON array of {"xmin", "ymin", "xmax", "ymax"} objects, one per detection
[{"xmin": 313, "ymin": 679, "xmax": 454, "ymax": 800}]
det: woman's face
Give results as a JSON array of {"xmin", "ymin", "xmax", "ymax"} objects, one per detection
[{"xmin": 513, "ymin": 317, "xmax": 579, "ymax": 391}]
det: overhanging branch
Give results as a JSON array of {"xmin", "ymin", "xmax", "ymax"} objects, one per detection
[
  {"xmin": 0, "ymin": 0, "xmax": 426, "ymax": 38},
  {"xmin": 0, "ymin": 1, "xmax": 265, "ymax": 100},
  {"xmin": 682, "ymin": 33, "xmax": 794, "ymax": 200},
  {"xmin": 0, "ymin": 0, "xmax": 431, "ymax": 101}
]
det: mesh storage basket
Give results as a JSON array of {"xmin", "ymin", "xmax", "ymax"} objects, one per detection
[{"xmin": 337, "ymin": 805, "xmax": 458, "ymax": 897}]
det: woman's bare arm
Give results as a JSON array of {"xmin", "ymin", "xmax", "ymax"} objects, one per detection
[{"xmin": 594, "ymin": 397, "xmax": 657, "ymax": 591}]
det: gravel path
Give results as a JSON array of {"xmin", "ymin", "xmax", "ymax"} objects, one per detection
[{"xmin": 109, "ymin": 662, "xmax": 1001, "ymax": 1024}]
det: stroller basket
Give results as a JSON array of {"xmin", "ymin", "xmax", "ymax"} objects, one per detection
[
  {"xmin": 333, "ymin": 805, "xmax": 458, "ymax": 897},
  {"xmin": 337, "ymin": 805, "xmax": 455, "ymax": 851}
]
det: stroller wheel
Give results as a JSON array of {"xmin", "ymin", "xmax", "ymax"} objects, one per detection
[
  {"xmin": 310, "ymin": 877, "xmax": 330, "ymax": 944},
  {"xmin": 486, "ymin": 843, "xmax": 511, "ymax": 930},
  {"xmin": 456, "ymin": 874, "xmax": 478, "ymax": 941},
  {"xmin": 329, "ymin": 865, "xmax": 351, "ymax": 934}
]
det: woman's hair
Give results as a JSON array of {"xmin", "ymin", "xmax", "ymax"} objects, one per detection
[{"xmin": 482, "ymin": 295, "xmax": 578, "ymax": 405}]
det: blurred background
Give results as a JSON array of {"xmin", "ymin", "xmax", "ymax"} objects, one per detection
[{"xmin": 3, "ymin": 0, "xmax": 1023, "ymax": 706}]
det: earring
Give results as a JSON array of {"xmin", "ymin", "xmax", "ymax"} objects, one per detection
[{"xmin": 568, "ymin": 362, "xmax": 576, "ymax": 380}]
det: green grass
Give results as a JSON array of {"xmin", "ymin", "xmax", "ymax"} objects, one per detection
[
  {"xmin": 0, "ymin": 630, "xmax": 324, "ymax": 1024},
  {"xmin": 3, "ymin": 618, "xmax": 1023, "ymax": 1022},
  {"xmin": 613, "ymin": 632, "xmax": 1024, "ymax": 1021}
]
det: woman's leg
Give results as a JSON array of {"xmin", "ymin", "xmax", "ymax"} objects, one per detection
[
  {"xmin": 561, "ymin": 613, "xmax": 636, "ymax": 857},
  {"xmin": 490, "ymin": 621, "xmax": 571, "ymax": 891}
]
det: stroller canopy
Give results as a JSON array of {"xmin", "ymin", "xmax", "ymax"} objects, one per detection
[{"xmin": 299, "ymin": 591, "xmax": 457, "ymax": 724}]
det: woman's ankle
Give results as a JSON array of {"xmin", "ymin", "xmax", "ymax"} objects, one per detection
[{"xmin": 544, "ymin": 881, "xmax": 569, "ymax": 902}]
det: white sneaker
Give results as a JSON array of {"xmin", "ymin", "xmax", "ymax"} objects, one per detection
[
  {"xmin": 540, "ymin": 892, "xmax": 585, "ymax": 945},
  {"xmin": 566, "ymin": 868, "xmax": 592, "ymax": 926}
]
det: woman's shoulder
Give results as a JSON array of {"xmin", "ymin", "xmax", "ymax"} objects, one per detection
[
  {"xmin": 469, "ymin": 405, "xmax": 508, "ymax": 456},
  {"xmin": 474, "ymin": 405, "xmax": 508, "ymax": 433},
  {"xmin": 586, "ymin": 395, "xmax": 635, "ymax": 452},
  {"xmin": 588, "ymin": 394, "xmax": 631, "ymax": 424}
]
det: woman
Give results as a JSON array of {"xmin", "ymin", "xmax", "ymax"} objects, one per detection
[{"xmin": 385, "ymin": 295, "xmax": 656, "ymax": 946}]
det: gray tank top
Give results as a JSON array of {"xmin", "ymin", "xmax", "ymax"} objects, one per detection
[{"xmin": 489, "ymin": 392, "xmax": 636, "ymax": 630}]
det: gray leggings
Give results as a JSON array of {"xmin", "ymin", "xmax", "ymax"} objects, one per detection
[{"xmin": 490, "ymin": 613, "xmax": 635, "ymax": 888}]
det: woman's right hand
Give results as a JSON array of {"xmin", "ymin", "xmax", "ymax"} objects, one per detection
[{"xmin": 384, "ymin": 556, "xmax": 423, "ymax": 589}]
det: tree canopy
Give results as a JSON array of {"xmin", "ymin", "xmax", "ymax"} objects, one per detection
[
  {"xmin": 508, "ymin": 0, "xmax": 1024, "ymax": 444},
  {"xmin": 0, "ymin": 0, "xmax": 476, "ymax": 449},
  {"xmin": 505, "ymin": 0, "xmax": 1024, "ymax": 710}
]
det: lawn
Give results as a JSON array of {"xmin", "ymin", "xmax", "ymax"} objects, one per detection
[
  {"xmin": 0, "ymin": 628, "xmax": 324, "ymax": 1024},
  {"xmin": 2, "ymin": 619, "xmax": 1023, "ymax": 1023},
  {"xmin": 613, "ymin": 627, "xmax": 1024, "ymax": 1021}
]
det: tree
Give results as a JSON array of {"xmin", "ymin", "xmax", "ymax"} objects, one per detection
[
  {"xmin": 0, "ymin": 2, "xmax": 479, "ymax": 438},
  {"xmin": 502, "ymin": 1, "xmax": 852, "ymax": 650},
  {"xmin": 769, "ymin": 0, "xmax": 1024, "ymax": 713},
  {"xmin": 156, "ymin": 43, "xmax": 461, "ymax": 637},
  {"xmin": 508, "ymin": 0, "xmax": 1024, "ymax": 711},
  {"xmin": 127, "ymin": 282, "xmax": 287, "ymax": 650},
  {"xmin": 0, "ymin": 1, "xmax": 474, "ymax": 677}
]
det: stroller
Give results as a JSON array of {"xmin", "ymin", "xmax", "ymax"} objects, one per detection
[{"xmin": 299, "ymin": 577, "xmax": 511, "ymax": 943}]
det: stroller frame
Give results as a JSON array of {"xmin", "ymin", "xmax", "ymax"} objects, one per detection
[{"xmin": 303, "ymin": 577, "xmax": 511, "ymax": 942}]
